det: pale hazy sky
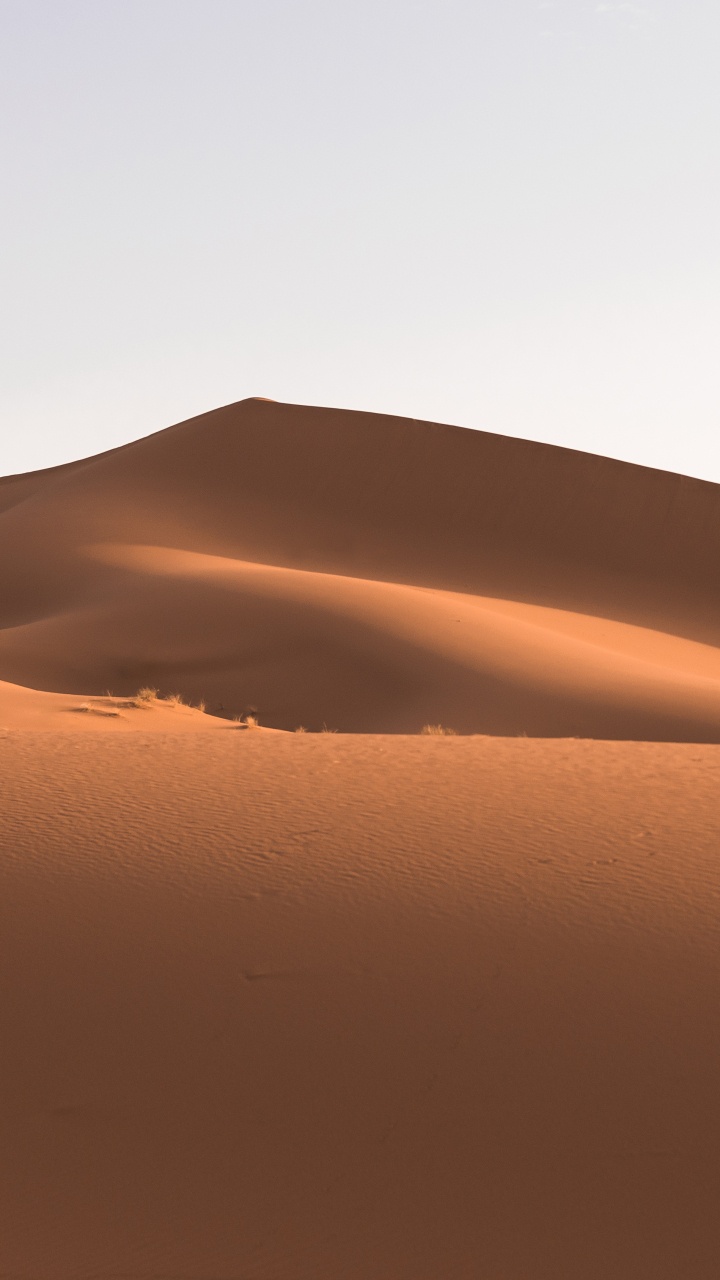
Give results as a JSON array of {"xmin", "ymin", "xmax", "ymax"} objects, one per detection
[{"xmin": 1, "ymin": 0, "xmax": 718, "ymax": 479}]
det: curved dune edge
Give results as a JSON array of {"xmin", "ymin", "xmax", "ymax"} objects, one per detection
[{"xmin": 89, "ymin": 539, "xmax": 720, "ymax": 718}]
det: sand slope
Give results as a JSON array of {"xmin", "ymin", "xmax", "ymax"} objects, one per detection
[
  {"xmin": 2, "ymin": 398, "xmax": 720, "ymax": 737},
  {"xmin": 0, "ymin": 677, "xmax": 251, "ymax": 732},
  {"xmin": 2, "ymin": 733, "xmax": 720, "ymax": 1278}
]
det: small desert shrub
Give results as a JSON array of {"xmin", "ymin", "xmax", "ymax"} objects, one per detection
[
  {"xmin": 294, "ymin": 725, "xmax": 307, "ymax": 733},
  {"xmin": 135, "ymin": 686, "xmax": 158, "ymax": 704},
  {"xmin": 196, "ymin": 699, "xmax": 207, "ymax": 713},
  {"xmin": 164, "ymin": 692, "xmax": 184, "ymax": 707},
  {"xmin": 243, "ymin": 714, "xmax": 259, "ymax": 728},
  {"xmin": 421, "ymin": 724, "xmax": 457, "ymax": 736}
]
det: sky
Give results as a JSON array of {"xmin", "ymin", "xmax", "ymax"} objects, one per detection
[{"xmin": 1, "ymin": 0, "xmax": 718, "ymax": 480}]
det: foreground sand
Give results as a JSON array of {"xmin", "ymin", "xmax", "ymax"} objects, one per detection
[{"xmin": 2, "ymin": 731, "xmax": 720, "ymax": 1278}]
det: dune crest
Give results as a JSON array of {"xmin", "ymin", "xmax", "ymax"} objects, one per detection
[
  {"xmin": 1, "ymin": 396, "xmax": 719, "ymax": 736},
  {"xmin": 0, "ymin": 676, "xmax": 267, "ymax": 732}
]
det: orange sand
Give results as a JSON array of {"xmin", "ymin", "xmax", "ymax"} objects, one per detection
[
  {"xmin": 2, "ymin": 399, "xmax": 720, "ymax": 1277},
  {"xmin": 2, "ymin": 734, "xmax": 720, "ymax": 1277}
]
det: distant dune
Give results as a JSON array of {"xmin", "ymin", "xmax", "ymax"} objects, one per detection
[
  {"xmin": 2, "ymin": 397, "xmax": 720, "ymax": 737},
  {"xmin": 2, "ymin": 401, "xmax": 720, "ymax": 1278}
]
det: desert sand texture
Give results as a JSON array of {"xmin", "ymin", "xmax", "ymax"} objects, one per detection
[
  {"xmin": 1, "ymin": 733, "xmax": 720, "ymax": 1278},
  {"xmin": 2, "ymin": 399, "xmax": 720, "ymax": 1278}
]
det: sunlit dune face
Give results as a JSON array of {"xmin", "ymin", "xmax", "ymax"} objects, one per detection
[{"xmin": 82, "ymin": 541, "xmax": 720, "ymax": 740}]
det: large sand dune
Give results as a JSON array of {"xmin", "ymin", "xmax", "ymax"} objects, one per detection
[
  {"xmin": 2, "ymin": 397, "xmax": 720, "ymax": 737},
  {"xmin": 2, "ymin": 400, "xmax": 720, "ymax": 1277}
]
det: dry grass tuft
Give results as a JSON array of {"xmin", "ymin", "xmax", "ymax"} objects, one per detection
[
  {"xmin": 161, "ymin": 696, "xmax": 206, "ymax": 716},
  {"xmin": 294, "ymin": 725, "xmax": 307, "ymax": 733},
  {"xmin": 421, "ymin": 724, "xmax": 457, "ymax": 736},
  {"xmin": 134, "ymin": 686, "xmax": 158, "ymax": 705},
  {"xmin": 234, "ymin": 714, "xmax": 259, "ymax": 729}
]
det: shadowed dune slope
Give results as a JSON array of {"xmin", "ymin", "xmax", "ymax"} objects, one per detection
[{"xmin": 1, "ymin": 397, "xmax": 720, "ymax": 736}]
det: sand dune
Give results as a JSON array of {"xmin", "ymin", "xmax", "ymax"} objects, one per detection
[
  {"xmin": 1, "ymin": 397, "xmax": 720, "ymax": 736},
  {"xmin": 3, "ymin": 400, "xmax": 720, "ymax": 1277}
]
